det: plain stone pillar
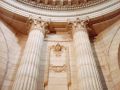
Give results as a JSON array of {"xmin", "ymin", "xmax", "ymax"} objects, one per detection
[
  {"xmin": 12, "ymin": 19, "xmax": 47, "ymax": 90},
  {"xmin": 72, "ymin": 19, "xmax": 103, "ymax": 90}
]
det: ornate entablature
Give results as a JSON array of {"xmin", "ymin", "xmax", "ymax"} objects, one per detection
[
  {"xmin": 17, "ymin": 0, "xmax": 107, "ymax": 10},
  {"xmin": 1, "ymin": 0, "xmax": 119, "ymax": 21}
]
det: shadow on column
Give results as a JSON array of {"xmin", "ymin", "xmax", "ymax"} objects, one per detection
[
  {"xmin": 37, "ymin": 41, "xmax": 48, "ymax": 90},
  {"xmin": 91, "ymin": 42, "xmax": 108, "ymax": 90}
]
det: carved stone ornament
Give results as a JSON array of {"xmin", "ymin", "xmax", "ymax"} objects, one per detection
[
  {"xmin": 68, "ymin": 17, "xmax": 89, "ymax": 33},
  {"xmin": 49, "ymin": 64, "xmax": 67, "ymax": 72},
  {"xmin": 74, "ymin": 18, "xmax": 89, "ymax": 28},
  {"xmin": 28, "ymin": 16, "xmax": 49, "ymax": 34},
  {"xmin": 51, "ymin": 43, "xmax": 65, "ymax": 56},
  {"xmin": 54, "ymin": 43, "xmax": 62, "ymax": 52}
]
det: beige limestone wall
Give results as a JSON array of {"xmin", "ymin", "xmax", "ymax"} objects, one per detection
[
  {"xmin": 0, "ymin": 20, "xmax": 21, "ymax": 90},
  {"xmin": 38, "ymin": 33, "xmax": 78, "ymax": 90},
  {"xmin": 94, "ymin": 19, "xmax": 120, "ymax": 90}
]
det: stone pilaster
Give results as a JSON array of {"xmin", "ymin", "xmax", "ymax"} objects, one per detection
[
  {"xmin": 12, "ymin": 18, "xmax": 48, "ymax": 90},
  {"xmin": 72, "ymin": 18, "xmax": 103, "ymax": 90}
]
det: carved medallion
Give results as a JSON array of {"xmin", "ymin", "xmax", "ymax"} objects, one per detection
[{"xmin": 51, "ymin": 43, "xmax": 65, "ymax": 56}]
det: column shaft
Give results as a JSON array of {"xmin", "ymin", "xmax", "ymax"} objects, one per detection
[
  {"xmin": 73, "ymin": 20, "xmax": 103, "ymax": 90},
  {"xmin": 12, "ymin": 19, "xmax": 45, "ymax": 90}
]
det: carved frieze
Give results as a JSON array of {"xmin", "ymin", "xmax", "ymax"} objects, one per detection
[
  {"xmin": 49, "ymin": 64, "xmax": 67, "ymax": 72},
  {"xmin": 17, "ymin": 0, "xmax": 107, "ymax": 11}
]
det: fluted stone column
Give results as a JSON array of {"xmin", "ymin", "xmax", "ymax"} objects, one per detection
[
  {"xmin": 72, "ymin": 18, "xmax": 103, "ymax": 90},
  {"xmin": 12, "ymin": 18, "xmax": 47, "ymax": 90},
  {"xmin": 68, "ymin": 0, "xmax": 72, "ymax": 5}
]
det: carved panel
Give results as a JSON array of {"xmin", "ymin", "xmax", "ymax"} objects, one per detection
[{"xmin": 44, "ymin": 43, "xmax": 71, "ymax": 89}]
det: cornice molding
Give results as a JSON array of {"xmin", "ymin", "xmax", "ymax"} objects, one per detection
[
  {"xmin": 17, "ymin": 0, "xmax": 107, "ymax": 11},
  {"xmin": 0, "ymin": 0, "xmax": 120, "ymax": 22}
]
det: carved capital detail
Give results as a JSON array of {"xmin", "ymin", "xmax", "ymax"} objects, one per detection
[
  {"xmin": 28, "ymin": 17, "xmax": 49, "ymax": 34},
  {"xmin": 68, "ymin": 18, "xmax": 89, "ymax": 34}
]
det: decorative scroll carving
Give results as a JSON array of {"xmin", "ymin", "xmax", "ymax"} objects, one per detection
[{"xmin": 49, "ymin": 64, "xmax": 67, "ymax": 72}]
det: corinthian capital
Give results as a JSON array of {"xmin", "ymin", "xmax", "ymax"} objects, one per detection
[
  {"xmin": 28, "ymin": 17, "xmax": 48, "ymax": 34},
  {"xmin": 73, "ymin": 18, "xmax": 89, "ymax": 29},
  {"xmin": 68, "ymin": 18, "xmax": 89, "ymax": 33}
]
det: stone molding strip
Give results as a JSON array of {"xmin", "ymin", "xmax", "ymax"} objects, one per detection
[{"xmin": 17, "ymin": 0, "xmax": 107, "ymax": 11}]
